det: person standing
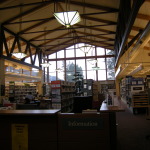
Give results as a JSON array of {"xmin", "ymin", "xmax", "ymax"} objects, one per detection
[{"xmin": 25, "ymin": 92, "xmax": 35, "ymax": 104}]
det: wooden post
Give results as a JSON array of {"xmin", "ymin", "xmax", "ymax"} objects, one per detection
[
  {"xmin": 37, "ymin": 70, "xmax": 43, "ymax": 95},
  {"xmin": 0, "ymin": 24, "xmax": 5, "ymax": 103}
]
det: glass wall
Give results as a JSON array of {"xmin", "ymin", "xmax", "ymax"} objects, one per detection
[
  {"xmin": 48, "ymin": 43, "xmax": 115, "ymax": 81},
  {"xmin": 66, "ymin": 60, "xmax": 75, "ymax": 82}
]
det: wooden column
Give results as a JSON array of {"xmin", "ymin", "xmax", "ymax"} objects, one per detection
[
  {"xmin": 0, "ymin": 24, "xmax": 5, "ymax": 103},
  {"xmin": 0, "ymin": 58, "xmax": 5, "ymax": 103},
  {"xmin": 115, "ymin": 78, "xmax": 120, "ymax": 98},
  {"xmin": 37, "ymin": 70, "xmax": 43, "ymax": 95}
]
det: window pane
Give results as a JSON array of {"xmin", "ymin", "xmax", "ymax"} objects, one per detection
[
  {"xmin": 66, "ymin": 60, "xmax": 75, "ymax": 71},
  {"xmin": 66, "ymin": 71, "xmax": 75, "ymax": 82},
  {"xmin": 57, "ymin": 50, "xmax": 64, "ymax": 58},
  {"xmin": 24, "ymin": 57, "xmax": 31, "ymax": 64},
  {"xmin": 49, "ymin": 72, "xmax": 56, "ymax": 81},
  {"xmin": 49, "ymin": 61, "xmax": 56, "ymax": 81},
  {"xmin": 49, "ymin": 61, "xmax": 56, "ymax": 72},
  {"xmin": 98, "ymin": 70, "xmax": 106, "ymax": 80},
  {"xmin": 49, "ymin": 53, "xmax": 56, "ymax": 59},
  {"xmin": 31, "ymin": 69, "xmax": 39, "ymax": 76},
  {"xmin": 32, "ymin": 54, "xmax": 39, "ymax": 67},
  {"xmin": 44, "ymin": 70, "xmax": 47, "ymax": 82},
  {"xmin": 23, "ymin": 69, "xmax": 30, "ymax": 75},
  {"xmin": 66, "ymin": 45, "xmax": 74, "ymax": 49},
  {"xmin": 87, "ymin": 70, "xmax": 96, "ymax": 80},
  {"xmin": 66, "ymin": 49, "xmax": 75, "ymax": 58},
  {"xmin": 86, "ymin": 59, "xmax": 97, "ymax": 70},
  {"xmin": 76, "ymin": 70, "xmax": 85, "ymax": 79},
  {"xmin": 75, "ymin": 43, "xmax": 86, "ymax": 57},
  {"xmin": 57, "ymin": 60, "xmax": 64, "ymax": 70},
  {"xmin": 106, "ymin": 57, "xmax": 115, "ymax": 80},
  {"xmin": 86, "ymin": 46, "xmax": 95, "ymax": 56},
  {"xmin": 57, "ymin": 71, "xmax": 65, "ymax": 81},
  {"xmin": 97, "ymin": 47, "xmax": 105, "ymax": 55},
  {"xmin": 76, "ymin": 59, "xmax": 85, "ymax": 71},
  {"xmin": 97, "ymin": 58, "xmax": 106, "ymax": 69},
  {"xmin": 106, "ymin": 49, "xmax": 114, "ymax": 55},
  {"xmin": 82, "ymin": 70, "xmax": 86, "ymax": 79}
]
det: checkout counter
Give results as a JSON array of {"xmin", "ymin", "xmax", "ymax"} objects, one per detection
[{"xmin": 0, "ymin": 99, "xmax": 124, "ymax": 150}]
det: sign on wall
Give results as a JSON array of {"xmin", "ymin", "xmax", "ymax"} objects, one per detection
[{"xmin": 12, "ymin": 124, "xmax": 28, "ymax": 150}]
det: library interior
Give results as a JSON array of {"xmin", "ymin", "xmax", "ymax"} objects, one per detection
[{"xmin": 0, "ymin": 0, "xmax": 150, "ymax": 150}]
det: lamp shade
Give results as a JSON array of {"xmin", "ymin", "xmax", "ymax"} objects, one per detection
[
  {"xmin": 41, "ymin": 62, "xmax": 51, "ymax": 68},
  {"xmin": 92, "ymin": 66, "xmax": 100, "ymax": 70},
  {"xmin": 79, "ymin": 44, "xmax": 94, "ymax": 54},
  {"xmin": 88, "ymin": 59, "xmax": 98, "ymax": 65},
  {"xmin": 54, "ymin": 11, "xmax": 81, "ymax": 28},
  {"xmin": 12, "ymin": 52, "xmax": 27, "ymax": 59},
  {"xmin": 55, "ymin": 68, "xmax": 63, "ymax": 72}
]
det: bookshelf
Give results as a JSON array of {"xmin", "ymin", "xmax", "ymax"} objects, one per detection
[
  {"xmin": 5, "ymin": 82, "xmax": 37, "ymax": 103},
  {"xmin": 51, "ymin": 80, "xmax": 75, "ymax": 113}
]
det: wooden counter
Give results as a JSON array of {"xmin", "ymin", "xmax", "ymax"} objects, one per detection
[
  {"xmin": 100, "ymin": 101, "xmax": 125, "ymax": 150},
  {"xmin": 58, "ymin": 113, "xmax": 111, "ymax": 150},
  {"xmin": 0, "ymin": 109, "xmax": 60, "ymax": 115},
  {"xmin": 100, "ymin": 101, "xmax": 125, "ymax": 112},
  {"xmin": 0, "ymin": 109, "xmax": 60, "ymax": 150}
]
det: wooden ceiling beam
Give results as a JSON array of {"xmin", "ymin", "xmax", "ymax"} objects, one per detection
[
  {"xmin": 76, "ymin": 31, "xmax": 114, "ymax": 41},
  {"xmin": 76, "ymin": 24, "xmax": 115, "ymax": 34},
  {"xmin": 82, "ymin": 15, "xmax": 117, "ymax": 25},
  {"xmin": 81, "ymin": 37, "xmax": 114, "ymax": 47},
  {"xmin": 115, "ymin": 0, "xmax": 145, "ymax": 66},
  {"xmin": 38, "ymin": 32, "xmax": 71, "ymax": 47},
  {"xmin": 69, "ymin": 0, "xmax": 118, "ymax": 12},
  {"xmin": 137, "ymin": 13, "xmax": 150, "ymax": 20},
  {"xmin": 3, "ymin": 2, "xmax": 53, "ymax": 24},
  {"xmin": 29, "ymin": 26, "xmax": 63, "ymax": 41},
  {"xmin": 22, "ymin": 23, "xmax": 116, "ymax": 36},
  {"xmin": 0, "ymin": 0, "xmax": 10, "ymax": 5},
  {"xmin": 32, "ymin": 32, "xmax": 114, "ymax": 42},
  {"xmin": 0, "ymin": 0, "xmax": 53, "ymax": 10},
  {"xmin": 19, "ymin": 17, "xmax": 55, "ymax": 35},
  {"xmin": 5, "ymin": 11, "xmax": 117, "ymax": 25},
  {"xmin": 45, "ymin": 38, "xmax": 74, "ymax": 54}
]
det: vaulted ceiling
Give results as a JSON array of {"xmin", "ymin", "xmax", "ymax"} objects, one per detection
[{"xmin": 0, "ymin": 0, "xmax": 150, "ymax": 66}]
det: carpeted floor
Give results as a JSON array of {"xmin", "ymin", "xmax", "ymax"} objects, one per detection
[{"xmin": 116, "ymin": 100, "xmax": 150, "ymax": 150}]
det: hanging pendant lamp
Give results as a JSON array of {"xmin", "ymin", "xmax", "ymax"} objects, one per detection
[
  {"xmin": 40, "ymin": 27, "xmax": 51, "ymax": 68},
  {"xmin": 54, "ymin": 11, "xmax": 81, "ymax": 28},
  {"xmin": 88, "ymin": 59, "xmax": 98, "ymax": 65},
  {"xmin": 12, "ymin": 52, "xmax": 27, "ymax": 59},
  {"xmin": 12, "ymin": 5, "xmax": 27, "ymax": 59},
  {"xmin": 41, "ymin": 62, "xmax": 51, "ymax": 68},
  {"xmin": 53, "ymin": 0, "xmax": 81, "ymax": 28},
  {"xmin": 55, "ymin": 68, "xmax": 63, "ymax": 72},
  {"xmin": 92, "ymin": 66, "xmax": 100, "ymax": 70},
  {"xmin": 79, "ymin": 43, "xmax": 94, "ymax": 54}
]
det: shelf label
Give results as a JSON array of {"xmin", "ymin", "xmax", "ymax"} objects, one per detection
[{"xmin": 12, "ymin": 124, "xmax": 28, "ymax": 150}]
